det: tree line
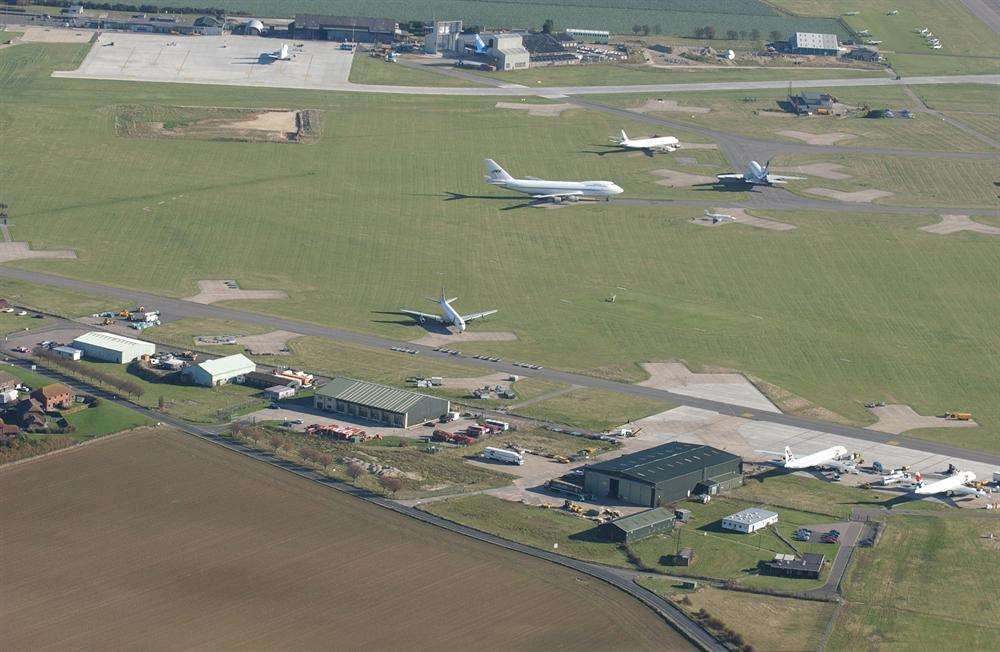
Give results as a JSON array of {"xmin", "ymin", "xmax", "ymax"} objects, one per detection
[
  {"xmin": 34, "ymin": 349, "xmax": 145, "ymax": 398},
  {"xmin": 9, "ymin": 1, "xmax": 252, "ymax": 18}
]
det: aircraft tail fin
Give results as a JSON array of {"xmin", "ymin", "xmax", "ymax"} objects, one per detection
[
  {"xmin": 485, "ymin": 159, "xmax": 513, "ymax": 183},
  {"xmin": 620, "ymin": 129, "xmax": 628, "ymax": 143},
  {"xmin": 784, "ymin": 446, "xmax": 794, "ymax": 463}
]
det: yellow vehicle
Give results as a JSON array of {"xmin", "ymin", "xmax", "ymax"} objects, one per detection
[{"xmin": 945, "ymin": 412, "xmax": 973, "ymax": 421}]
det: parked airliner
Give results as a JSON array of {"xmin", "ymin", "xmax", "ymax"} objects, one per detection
[
  {"xmin": 717, "ymin": 160, "xmax": 805, "ymax": 186},
  {"xmin": 911, "ymin": 470, "xmax": 987, "ymax": 499},
  {"xmin": 611, "ymin": 129, "xmax": 679, "ymax": 155},
  {"xmin": 758, "ymin": 445, "xmax": 858, "ymax": 473},
  {"xmin": 485, "ymin": 159, "xmax": 623, "ymax": 202},
  {"xmin": 400, "ymin": 289, "xmax": 497, "ymax": 333}
]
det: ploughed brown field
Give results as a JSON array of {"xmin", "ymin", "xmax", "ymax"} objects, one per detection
[{"xmin": 0, "ymin": 428, "xmax": 689, "ymax": 650}]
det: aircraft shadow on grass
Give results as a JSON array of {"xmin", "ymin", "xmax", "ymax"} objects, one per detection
[
  {"xmin": 579, "ymin": 145, "xmax": 652, "ymax": 157},
  {"xmin": 369, "ymin": 310, "xmax": 452, "ymax": 334},
  {"xmin": 441, "ymin": 191, "xmax": 548, "ymax": 211}
]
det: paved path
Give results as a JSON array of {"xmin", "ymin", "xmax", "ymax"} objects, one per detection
[
  {"xmin": 1, "ymin": 355, "xmax": 720, "ymax": 651},
  {"xmin": 3, "ymin": 266, "xmax": 1000, "ymax": 472},
  {"xmin": 802, "ymin": 522, "xmax": 864, "ymax": 600}
]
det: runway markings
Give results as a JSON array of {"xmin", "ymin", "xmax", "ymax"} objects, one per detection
[
  {"xmin": 304, "ymin": 54, "xmax": 315, "ymax": 80},
  {"xmin": 120, "ymin": 47, "xmax": 135, "ymax": 72},
  {"xmin": 176, "ymin": 49, "xmax": 190, "ymax": 75}
]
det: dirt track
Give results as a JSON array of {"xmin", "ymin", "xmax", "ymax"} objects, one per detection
[{"xmin": 0, "ymin": 429, "xmax": 685, "ymax": 650}]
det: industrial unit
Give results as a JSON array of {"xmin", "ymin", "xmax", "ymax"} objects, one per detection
[
  {"xmin": 291, "ymin": 14, "xmax": 399, "ymax": 43},
  {"xmin": 71, "ymin": 331, "xmax": 156, "ymax": 364},
  {"xmin": 721, "ymin": 507, "xmax": 779, "ymax": 534},
  {"xmin": 314, "ymin": 377, "xmax": 449, "ymax": 428},
  {"xmin": 184, "ymin": 354, "xmax": 256, "ymax": 387},
  {"xmin": 583, "ymin": 442, "xmax": 743, "ymax": 508},
  {"xmin": 790, "ymin": 32, "xmax": 840, "ymax": 55},
  {"xmin": 565, "ymin": 28, "xmax": 610, "ymax": 44},
  {"xmin": 52, "ymin": 346, "xmax": 82, "ymax": 361},
  {"xmin": 423, "ymin": 20, "xmax": 463, "ymax": 54},
  {"xmin": 599, "ymin": 507, "xmax": 675, "ymax": 543}
]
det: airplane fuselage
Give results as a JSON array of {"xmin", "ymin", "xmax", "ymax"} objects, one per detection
[
  {"xmin": 492, "ymin": 179, "xmax": 623, "ymax": 199},
  {"xmin": 913, "ymin": 471, "xmax": 977, "ymax": 495},
  {"xmin": 783, "ymin": 445, "xmax": 849, "ymax": 469},
  {"xmin": 440, "ymin": 299, "xmax": 466, "ymax": 332},
  {"xmin": 622, "ymin": 136, "xmax": 679, "ymax": 152}
]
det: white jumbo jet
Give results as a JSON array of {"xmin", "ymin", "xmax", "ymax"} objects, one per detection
[
  {"xmin": 485, "ymin": 159, "xmax": 623, "ymax": 203},
  {"xmin": 717, "ymin": 160, "xmax": 805, "ymax": 187},
  {"xmin": 400, "ymin": 289, "xmax": 497, "ymax": 333},
  {"xmin": 611, "ymin": 129, "xmax": 680, "ymax": 155},
  {"xmin": 759, "ymin": 445, "xmax": 858, "ymax": 473},
  {"xmin": 264, "ymin": 43, "xmax": 291, "ymax": 61},
  {"xmin": 910, "ymin": 470, "xmax": 987, "ymax": 499}
]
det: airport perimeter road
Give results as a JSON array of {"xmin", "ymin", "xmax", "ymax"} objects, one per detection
[
  {"xmin": 3, "ymin": 265, "xmax": 1000, "ymax": 470},
  {"xmin": 610, "ymin": 194, "xmax": 1000, "ymax": 216},
  {"xmin": 1, "ymin": 356, "xmax": 717, "ymax": 651}
]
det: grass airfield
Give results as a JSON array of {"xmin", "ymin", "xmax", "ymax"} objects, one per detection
[{"xmin": 2, "ymin": 41, "xmax": 999, "ymax": 450}]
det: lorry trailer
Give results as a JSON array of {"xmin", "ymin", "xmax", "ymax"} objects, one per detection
[{"xmin": 483, "ymin": 447, "xmax": 524, "ymax": 465}]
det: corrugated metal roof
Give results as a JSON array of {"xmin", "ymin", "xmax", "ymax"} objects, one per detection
[
  {"xmin": 607, "ymin": 507, "xmax": 674, "ymax": 533},
  {"xmin": 315, "ymin": 377, "xmax": 440, "ymax": 413},
  {"xmin": 587, "ymin": 442, "xmax": 741, "ymax": 485},
  {"xmin": 195, "ymin": 354, "xmax": 255, "ymax": 377},
  {"xmin": 795, "ymin": 32, "xmax": 839, "ymax": 50},
  {"xmin": 72, "ymin": 331, "xmax": 152, "ymax": 351}
]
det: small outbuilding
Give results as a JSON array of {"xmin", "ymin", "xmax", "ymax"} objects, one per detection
[
  {"xmin": 264, "ymin": 385, "xmax": 296, "ymax": 401},
  {"xmin": 721, "ymin": 507, "xmax": 778, "ymax": 534},
  {"xmin": 72, "ymin": 331, "xmax": 155, "ymax": 364},
  {"xmin": 184, "ymin": 354, "xmax": 256, "ymax": 387},
  {"xmin": 599, "ymin": 507, "xmax": 675, "ymax": 543},
  {"xmin": 765, "ymin": 552, "xmax": 825, "ymax": 579},
  {"xmin": 53, "ymin": 346, "xmax": 82, "ymax": 361}
]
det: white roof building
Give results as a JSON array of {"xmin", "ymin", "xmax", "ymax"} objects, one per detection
[
  {"xmin": 793, "ymin": 32, "xmax": 840, "ymax": 52},
  {"xmin": 71, "ymin": 331, "xmax": 155, "ymax": 364},
  {"xmin": 721, "ymin": 507, "xmax": 779, "ymax": 533},
  {"xmin": 184, "ymin": 354, "xmax": 256, "ymax": 386}
]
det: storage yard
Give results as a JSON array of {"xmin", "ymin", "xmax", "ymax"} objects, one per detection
[{"xmin": 0, "ymin": 428, "xmax": 688, "ymax": 649}]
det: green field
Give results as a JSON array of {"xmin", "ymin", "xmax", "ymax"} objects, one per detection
[
  {"xmin": 592, "ymin": 85, "xmax": 997, "ymax": 152},
  {"xmin": 348, "ymin": 53, "xmax": 481, "ymax": 87},
  {"xmin": 772, "ymin": 0, "xmax": 1000, "ymax": 75},
  {"xmin": 0, "ymin": 312, "xmax": 48, "ymax": 335},
  {"xmin": 639, "ymin": 580, "xmax": 836, "ymax": 651},
  {"xmin": 0, "ymin": 278, "xmax": 118, "ymax": 318},
  {"xmin": 512, "ymin": 387, "xmax": 673, "ymax": 431},
  {"xmin": 3, "ymin": 43, "xmax": 998, "ymax": 451},
  {"xmin": 828, "ymin": 513, "xmax": 1000, "ymax": 649},
  {"xmin": 773, "ymin": 153, "xmax": 998, "ymax": 208},
  {"xmin": 124, "ymin": 0, "xmax": 849, "ymax": 38},
  {"xmin": 480, "ymin": 63, "xmax": 883, "ymax": 87}
]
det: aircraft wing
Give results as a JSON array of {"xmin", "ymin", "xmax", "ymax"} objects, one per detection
[
  {"xmin": 399, "ymin": 309, "xmax": 445, "ymax": 323},
  {"xmin": 530, "ymin": 191, "xmax": 585, "ymax": 199},
  {"xmin": 716, "ymin": 173, "xmax": 746, "ymax": 182},
  {"xmin": 951, "ymin": 485, "xmax": 987, "ymax": 498},
  {"xmin": 461, "ymin": 309, "xmax": 498, "ymax": 322},
  {"xmin": 826, "ymin": 459, "xmax": 858, "ymax": 473},
  {"xmin": 765, "ymin": 174, "xmax": 805, "ymax": 184}
]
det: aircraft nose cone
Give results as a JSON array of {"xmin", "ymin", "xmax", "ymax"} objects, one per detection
[{"xmin": 612, "ymin": 184, "xmax": 624, "ymax": 194}]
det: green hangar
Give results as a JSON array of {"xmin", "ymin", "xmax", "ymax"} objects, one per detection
[
  {"xmin": 313, "ymin": 377, "xmax": 449, "ymax": 428},
  {"xmin": 583, "ymin": 442, "xmax": 743, "ymax": 507}
]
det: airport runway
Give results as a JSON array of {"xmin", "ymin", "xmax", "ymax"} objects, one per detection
[{"xmin": 3, "ymin": 265, "xmax": 999, "ymax": 470}]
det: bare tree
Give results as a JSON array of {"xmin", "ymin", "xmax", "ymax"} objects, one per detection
[
  {"xmin": 346, "ymin": 461, "xmax": 365, "ymax": 482},
  {"xmin": 378, "ymin": 474, "xmax": 403, "ymax": 496}
]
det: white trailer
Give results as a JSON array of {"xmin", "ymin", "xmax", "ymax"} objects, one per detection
[{"xmin": 483, "ymin": 447, "xmax": 523, "ymax": 465}]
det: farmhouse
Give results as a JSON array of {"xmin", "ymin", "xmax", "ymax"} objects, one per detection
[
  {"xmin": 721, "ymin": 507, "xmax": 778, "ymax": 534},
  {"xmin": 291, "ymin": 14, "xmax": 399, "ymax": 43},
  {"xmin": 30, "ymin": 384, "xmax": 75, "ymax": 412},
  {"xmin": 788, "ymin": 91, "xmax": 834, "ymax": 115},
  {"xmin": 71, "ymin": 331, "xmax": 155, "ymax": 364},
  {"xmin": 184, "ymin": 354, "xmax": 256, "ymax": 387},
  {"xmin": 790, "ymin": 32, "xmax": 840, "ymax": 56},
  {"xmin": 583, "ymin": 442, "xmax": 743, "ymax": 508},
  {"xmin": 598, "ymin": 507, "xmax": 675, "ymax": 543},
  {"xmin": 314, "ymin": 377, "xmax": 449, "ymax": 428}
]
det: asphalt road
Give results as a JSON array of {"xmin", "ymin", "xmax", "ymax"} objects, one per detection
[
  {"xmin": 961, "ymin": 0, "xmax": 1000, "ymax": 34},
  {"xmin": 3, "ymin": 355, "xmax": 719, "ymax": 651},
  {"xmin": 3, "ymin": 265, "xmax": 999, "ymax": 471}
]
